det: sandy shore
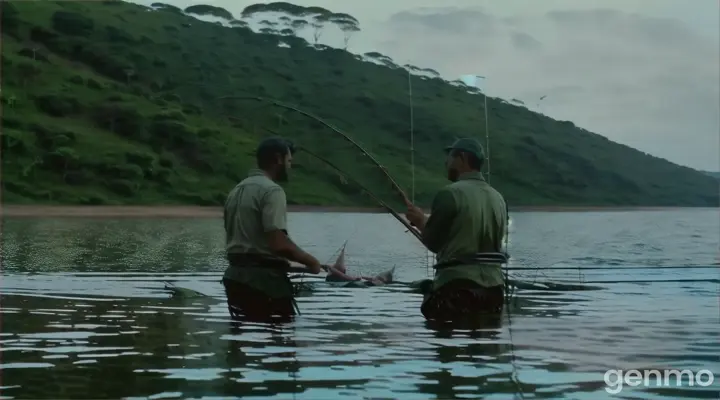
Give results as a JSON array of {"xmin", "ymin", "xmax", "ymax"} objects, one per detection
[{"xmin": 0, "ymin": 204, "xmax": 710, "ymax": 218}]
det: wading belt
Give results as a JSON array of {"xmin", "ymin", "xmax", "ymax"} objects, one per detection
[
  {"xmin": 433, "ymin": 252, "xmax": 510, "ymax": 270},
  {"xmin": 227, "ymin": 253, "xmax": 291, "ymax": 269}
]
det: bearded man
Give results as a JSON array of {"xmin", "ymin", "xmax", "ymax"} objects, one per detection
[
  {"xmin": 405, "ymin": 138, "xmax": 509, "ymax": 322},
  {"xmin": 222, "ymin": 137, "xmax": 327, "ymax": 322}
]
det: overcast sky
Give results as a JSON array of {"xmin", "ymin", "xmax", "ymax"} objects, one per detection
[{"xmin": 141, "ymin": 0, "xmax": 720, "ymax": 171}]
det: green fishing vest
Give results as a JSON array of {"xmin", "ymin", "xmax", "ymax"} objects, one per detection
[{"xmin": 421, "ymin": 171, "xmax": 508, "ymax": 290}]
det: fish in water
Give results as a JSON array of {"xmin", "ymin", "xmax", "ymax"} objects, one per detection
[{"xmin": 325, "ymin": 243, "xmax": 394, "ymax": 286}]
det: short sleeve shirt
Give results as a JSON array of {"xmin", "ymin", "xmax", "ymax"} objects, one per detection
[
  {"xmin": 224, "ymin": 169, "xmax": 287, "ymax": 256},
  {"xmin": 222, "ymin": 169, "xmax": 293, "ymax": 297}
]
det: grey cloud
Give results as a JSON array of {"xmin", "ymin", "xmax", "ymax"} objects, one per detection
[
  {"xmin": 511, "ymin": 32, "xmax": 542, "ymax": 51},
  {"xmin": 377, "ymin": 7, "xmax": 719, "ymax": 170},
  {"xmin": 388, "ymin": 7, "xmax": 498, "ymax": 35},
  {"xmin": 546, "ymin": 9, "xmax": 703, "ymax": 48}
]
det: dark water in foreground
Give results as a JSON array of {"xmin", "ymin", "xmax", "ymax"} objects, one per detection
[{"xmin": 1, "ymin": 210, "xmax": 718, "ymax": 399}]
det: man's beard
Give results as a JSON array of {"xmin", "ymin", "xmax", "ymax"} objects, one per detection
[
  {"xmin": 276, "ymin": 165, "xmax": 289, "ymax": 182},
  {"xmin": 447, "ymin": 168, "xmax": 459, "ymax": 182}
]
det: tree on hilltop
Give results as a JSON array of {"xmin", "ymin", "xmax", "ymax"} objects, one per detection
[
  {"xmin": 184, "ymin": 4, "xmax": 234, "ymax": 20},
  {"xmin": 242, "ymin": 2, "xmax": 335, "ymax": 45},
  {"xmin": 328, "ymin": 13, "xmax": 361, "ymax": 50},
  {"xmin": 290, "ymin": 19, "xmax": 308, "ymax": 35}
]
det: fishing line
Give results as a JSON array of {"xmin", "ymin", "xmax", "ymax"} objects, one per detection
[
  {"xmin": 217, "ymin": 94, "xmax": 412, "ymax": 205},
  {"xmin": 577, "ymin": 278, "xmax": 720, "ymax": 284},
  {"xmin": 406, "ymin": 71, "xmax": 433, "ymax": 279},
  {"xmin": 503, "ymin": 265, "xmax": 719, "ymax": 271},
  {"xmin": 253, "ymin": 125, "xmax": 422, "ymax": 244},
  {"xmin": 224, "ymin": 95, "xmax": 612, "ymax": 292}
]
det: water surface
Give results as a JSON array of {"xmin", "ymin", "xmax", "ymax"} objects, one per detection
[{"xmin": 1, "ymin": 210, "xmax": 718, "ymax": 399}]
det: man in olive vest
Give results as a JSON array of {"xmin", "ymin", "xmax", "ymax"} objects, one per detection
[
  {"xmin": 222, "ymin": 137, "xmax": 326, "ymax": 322},
  {"xmin": 405, "ymin": 138, "xmax": 509, "ymax": 322}
]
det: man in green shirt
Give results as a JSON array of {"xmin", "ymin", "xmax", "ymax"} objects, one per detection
[
  {"xmin": 222, "ymin": 137, "xmax": 327, "ymax": 322},
  {"xmin": 405, "ymin": 138, "xmax": 509, "ymax": 322}
]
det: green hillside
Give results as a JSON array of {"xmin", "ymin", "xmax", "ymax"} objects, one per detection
[
  {"xmin": 1, "ymin": 0, "xmax": 718, "ymax": 207},
  {"xmin": 704, "ymin": 171, "xmax": 720, "ymax": 180}
]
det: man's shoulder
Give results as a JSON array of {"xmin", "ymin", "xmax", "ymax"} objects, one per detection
[
  {"xmin": 444, "ymin": 180, "xmax": 475, "ymax": 197},
  {"xmin": 448, "ymin": 179, "xmax": 506, "ymax": 205},
  {"xmin": 239, "ymin": 174, "xmax": 283, "ymax": 191},
  {"xmin": 450, "ymin": 178, "xmax": 501, "ymax": 193}
]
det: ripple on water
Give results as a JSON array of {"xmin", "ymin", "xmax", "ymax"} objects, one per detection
[{"xmin": 1, "ymin": 211, "xmax": 718, "ymax": 399}]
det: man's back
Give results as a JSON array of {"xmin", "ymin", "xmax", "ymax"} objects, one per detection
[
  {"xmin": 432, "ymin": 172, "xmax": 508, "ymax": 289},
  {"xmin": 440, "ymin": 175, "xmax": 507, "ymax": 262},
  {"xmin": 224, "ymin": 169, "xmax": 286, "ymax": 256}
]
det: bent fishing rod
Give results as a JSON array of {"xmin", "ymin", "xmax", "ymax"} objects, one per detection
[
  {"xmin": 217, "ymin": 95, "xmax": 412, "ymax": 205},
  {"xmin": 219, "ymin": 95, "xmax": 425, "ymax": 245},
  {"xmin": 254, "ymin": 125, "xmax": 422, "ymax": 242}
]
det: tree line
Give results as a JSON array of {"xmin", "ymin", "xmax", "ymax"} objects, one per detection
[{"xmin": 151, "ymin": 1, "xmax": 362, "ymax": 50}]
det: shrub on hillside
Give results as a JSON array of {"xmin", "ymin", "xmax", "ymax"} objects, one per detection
[
  {"xmin": 161, "ymin": 93, "xmax": 181, "ymax": 102},
  {"xmin": 182, "ymin": 103, "xmax": 202, "ymax": 115},
  {"xmin": 34, "ymin": 94, "xmax": 82, "ymax": 117},
  {"xmin": 78, "ymin": 194, "xmax": 108, "ymax": 205},
  {"xmin": 124, "ymin": 150, "xmax": 157, "ymax": 179},
  {"xmin": 0, "ymin": 129, "xmax": 32, "ymax": 157},
  {"xmin": 105, "ymin": 26, "xmax": 135, "ymax": 44},
  {"xmin": 91, "ymin": 103, "xmax": 146, "ymax": 139},
  {"xmin": 86, "ymin": 78, "xmax": 104, "ymax": 90},
  {"xmin": 149, "ymin": 167, "xmax": 173, "ymax": 184},
  {"xmin": 43, "ymin": 147, "xmax": 80, "ymax": 172},
  {"xmin": 29, "ymin": 124, "xmax": 77, "ymax": 150},
  {"xmin": 6, "ymin": 61, "xmax": 42, "ymax": 86},
  {"xmin": 152, "ymin": 109, "xmax": 186, "ymax": 122},
  {"xmin": 149, "ymin": 120, "xmax": 197, "ymax": 149},
  {"xmin": 52, "ymin": 12, "xmax": 94, "ymax": 37},
  {"xmin": 70, "ymin": 42, "xmax": 133, "ymax": 82},
  {"xmin": 64, "ymin": 170, "xmax": 95, "ymax": 186},
  {"xmin": 1, "ymin": 2, "xmax": 19, "ymax": 36},
  {"xmin": 17, "ymin": 48, "xmax": 50, "ymax": 63},
  {"xmin": 105, "ymin": 179, "xmax": 137, "ymax": 197},
  {"xmin": 2, "ymin": 115, "xmax": 24, "ymax": 130},
  {"xmin": 67, "ymin": 75, "xmax": 85, "ymax": 85}
]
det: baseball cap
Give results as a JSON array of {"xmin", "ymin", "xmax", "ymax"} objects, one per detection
[{"xmin": 444, "ymin": 138, "xmax": 485, "ymax": 161}]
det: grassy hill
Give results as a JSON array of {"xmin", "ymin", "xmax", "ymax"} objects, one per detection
[{"xmin": 1, "ymin": 0, "xmax": 718, "ymax": 208}]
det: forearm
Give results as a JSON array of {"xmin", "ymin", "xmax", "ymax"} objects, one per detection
[
  {"xmin": 274, "ymin": 236, "xmax": 319, "ymax": 267},
  {"xmin": 421, "ymin": 189, "xmax": 456, "ymax": 253}
]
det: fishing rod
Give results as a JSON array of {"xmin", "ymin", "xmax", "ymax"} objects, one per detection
[
  {"xmin": 406, "ymin": 70, "xmax": 435, "ymax": 277},
  {"xmin": 289, "ymin": 265, "xmax": 718, "ymax": 279},
  {"xmin": 500, "ymin": 265, "xmax": 719, "ymax": 271},
  {"xmin": 579, "ymin": 278, "xmax": 720, "ymax": 284},
  {"xmin": 407, "ymin": 69, "xmax": 415, "ymax": 203},
  {"xmin": 217, "ymin": 95, "xmax": 413, "ymax": 206},
  {"xmin": 256, "ymin": 125, "xmax": 424, "ymax": 243},
  {"xmin": 299, "ymin": 147, "xmax": 422, "ymax": 242}
]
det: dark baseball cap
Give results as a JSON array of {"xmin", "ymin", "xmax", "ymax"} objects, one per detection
[{"xmin": 444, "ymin": 138, "xmax": 485, "ymax": 161}]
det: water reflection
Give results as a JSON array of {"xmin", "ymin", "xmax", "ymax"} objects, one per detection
[{"xmin": 1, "ymin": 211, "xmax": 718, "ymax": 399}]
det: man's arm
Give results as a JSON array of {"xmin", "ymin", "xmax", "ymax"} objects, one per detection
[
  {"xmin": 262, "ymin": 187, "xmax": 320, "ymax": 268},
  {"xmin": 422, "ymin": 189, "xmax": 457, "ymax": 253}
]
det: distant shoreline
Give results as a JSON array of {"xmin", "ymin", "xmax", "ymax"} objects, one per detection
[{"xmin": 0, "ymin": 205, "xmax": 714, "ymax": 218}]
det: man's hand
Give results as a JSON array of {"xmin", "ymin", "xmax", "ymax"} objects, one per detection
[
  {"xmin": 306, "ymin": 262, "xmax": 325, "ymax": 274},
  {"xmin": 405, "ymin": 202, "xmax": 426, "ymax": 229}
]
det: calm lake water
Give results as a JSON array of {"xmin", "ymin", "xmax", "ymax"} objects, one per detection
[{"xmin": 1, "ymin": 210, "xmax": 718, "ymax": 399}]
